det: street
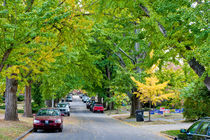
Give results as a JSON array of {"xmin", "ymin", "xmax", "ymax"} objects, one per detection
[{"xmin": 24, "ymin": 96, "xmax": 167, "ymax": 140}]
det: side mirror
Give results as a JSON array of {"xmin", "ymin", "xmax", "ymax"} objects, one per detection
[
  {"xmin": 180, "ymin": 129, "xmax": 187, "ymax": 133},
  {"xmin": 61, "ymin": 113, "xmax": 65, "ymax": 116}
]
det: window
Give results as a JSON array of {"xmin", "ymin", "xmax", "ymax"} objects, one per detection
[
  {"xmin": 37, "ymin": 109, "xmax": 60, "ymax": 116},
  {"xmin": 197, "ymin": 122, "xmax": 209, "ymax": 135},
  {"xmin": 187, "ymin": 121, "xmax": 201, "ymax": 134}
]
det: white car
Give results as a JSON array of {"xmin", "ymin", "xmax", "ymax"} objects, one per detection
[{"xmin": 57, "ymin": 102, "xmax": 70, "ymax": 116}]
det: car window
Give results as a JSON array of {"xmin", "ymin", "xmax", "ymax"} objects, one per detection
[
  {"xmin": 207, "ymin": 126, "xmax": 210, "ymax": 136},
  {"xmin": 187, "ymin": 121, "xmax": 201, "ymax": 134},
  {"xmin": 95, "ymin": 104, "xmax": 102, "ymax": 107},
  {"xmin": 58, "ymin": 104, "xmax": 67, "ymax": 108},
  {"xmin": 37, "ymin": 109, "xmax": 60, "ymax": 116},
  {"xmin": 197, "ymin": 122, "xmax": 209, "ymax": 135}
]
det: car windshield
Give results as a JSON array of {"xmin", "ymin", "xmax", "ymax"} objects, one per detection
[
  {"xmin": 58, "ymin": 104, "xmax": 67, "ymax": 108},
  {"xmin": 95, "ymin": 104, "xmax": 103, "ymax": 107},
  {"xmin": 37, "ymin": 109, "xmax": 60, "ymax": 116}
]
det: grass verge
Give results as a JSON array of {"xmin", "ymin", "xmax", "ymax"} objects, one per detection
[
  {"xmin": 161, "ymin": 130, "xmax": 180, "ymax": 137},
  {"xmin": 0, "ymin": 109, "xmax": 33, "ymax": 140}
]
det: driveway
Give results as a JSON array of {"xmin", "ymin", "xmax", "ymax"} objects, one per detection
[{"xmin": 24, "ymin": 96, "xmax": 168, "ymax": 140}]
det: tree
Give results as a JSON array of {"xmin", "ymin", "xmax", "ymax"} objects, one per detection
[{"xmin": 131, "ymin": 61, "xmax": 173, "ymax": 121}]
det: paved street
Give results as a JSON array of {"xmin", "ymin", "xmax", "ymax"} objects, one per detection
[{"xmin": 24, "ymin": 96, "xmax": 168, "ymax": 140}]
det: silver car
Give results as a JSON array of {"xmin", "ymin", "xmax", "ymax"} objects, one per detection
[{"xmin": 57, "ymin": 102, "xmax": 70, "ymax": 116}]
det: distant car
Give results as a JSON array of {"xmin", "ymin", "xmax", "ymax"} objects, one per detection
[
  {"xmin": 79, "ymin": 94, "xmax": 84, "ymax": 98},
  {"xmin": 66, "ymin": 96, "xmax": 72, "ymax": 102},
  {"xmin": 86, "ymin": 100, "xmax": 91, "ymax": 109},
  {"xmin": 89, "ymin": 101, "xmax": 96, "ymax": 111},
  {"xmin": 57, "ymin": 103, "xmax": 70, "ymax": 116},
  {"xmin": 82, "ymin": 96, "xmax": 89, "ymax": 103},
  {"xmin": 92, "ymin": 104, "xmax": 104, "ymax": 113},
  {"xmin": 33, "ymin": 108, "xmax": 64, "ymax": 132},
  {"xmin": 175, "ymin": 117, "xmax": 210, "ymax": 140}
]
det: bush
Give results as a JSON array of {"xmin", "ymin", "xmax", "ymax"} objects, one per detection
[
  {"xmin": 0, "ymin": 94, "xmax": 4, "ymax": 103},
  {"xmin": 18, "ymin": 109, "xmax": 24, "ymax": 113},
  {"xmin": 17, "ymin": 95, "xmax": 24, "ymax": 101},
  {"xmin": 0, "ymin": 105, "xmax": 5, "ymax": 109},
  {"xmin": 31, "ymin": 83, "xmax": 45, "ymax": 113},
  {"xmin": 181, "ymin": 82, "xmax": 210, "ymax": 120},
  {"xmin": 32, "ymin": 102, "xmax": 44, "ymax": 113}
]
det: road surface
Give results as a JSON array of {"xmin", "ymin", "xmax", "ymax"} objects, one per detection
[{"xmin": 24, "ymin": 96, "xmax": 168, "ymax": 140}]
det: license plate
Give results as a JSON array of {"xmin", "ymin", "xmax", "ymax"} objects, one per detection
[
  {"xmin": 98, "ymin": 110, "xmax": 100, "ymax": 111},
  {"xmin": 45, "ymin": 120, "xmax": 49, "ymax": 124}
]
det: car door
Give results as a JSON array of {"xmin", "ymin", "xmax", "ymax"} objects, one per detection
[{"xmin": 193, "ymin": 122, "xmax": 210, "ymax": 140}]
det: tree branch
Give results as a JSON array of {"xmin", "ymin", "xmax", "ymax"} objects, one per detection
[
  {"xmin": 119, "ymin": 47, "xmax": 135, "ymax": 64},
  {"xmin": 0, "ymin": 48, "xmax": 12, "ymax": 73}
]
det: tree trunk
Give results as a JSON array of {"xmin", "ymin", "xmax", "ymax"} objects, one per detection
[
  {"xmin": 148, "ymin": 100, "xmax": 151, "ymax": 122},
  {"xmin": 23, "ymin": 84, "xmax": 32, "ymax": 117},
  {"xmin": 98, "ymin": 96, "xmax": 102, "ymax": 103},
  {"xmin": 188, "ymin": 57, "xmax": 210, "ymax": 91},
  {"xmin": 5, "ymin": 77, "xmax": 19, "ymax": 121},
  {"xmin": 103, "ymin": 98, "xmax": 107, "ymax": 108},
  {"xmin": 45, "ymin": 100, "xmax": 52, "ymax": 107},
  {"xmin": 130, "ymin": 94, "xmax": 141, "ymax": 117}
]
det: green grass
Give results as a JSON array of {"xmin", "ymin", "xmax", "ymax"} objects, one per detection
[{"xmin": 161, "ymin": 130, "xmax": 180, "ymax": 137}]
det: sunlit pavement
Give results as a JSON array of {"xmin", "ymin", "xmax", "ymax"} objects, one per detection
[{"xmin": 24, "ymin": 96, "xmax": 167, "ymax": 140}]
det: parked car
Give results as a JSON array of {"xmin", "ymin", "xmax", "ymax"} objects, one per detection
[
  {"xmin": 79, "ymin": 94, "xmax": 84, "ymax": 99},
  {"xmin": 175, "ymin": 117, "xmax": 210, "ymax": 140},
  {"xmin": 86, "ymin": 100, "xmax": 91, "ymax": 109},
  {"xmin": 66, "ymin": 96, "xmax": 72, "ymax": 102},
  {"xmin": 92, "ymin": 104, "xmax": 104, "ymax": 113},
  {"xmin": 89, "ymin": 101, "xmax": 96, "ymax": 111},
  {"xmin": 33, "ymin": 108, "xmax": 64, "ymax": 132},
  {"xmin": 57, "ymin": 103, "xmax": 70, "ymax": 116},
  {"xmin": 82, "ymin": 96, "xmax": 89, "ymax": 103}
]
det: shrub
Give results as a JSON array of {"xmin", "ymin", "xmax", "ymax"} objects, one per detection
[
  {"xmin": 181, "ymin": 82, "xmax": 210, "ymax": 120},
  {"xmin": 18, "ymin": 109, "xmax": 24, "ymax": 113},
  {"xmin": 17, "ymin": 95, "xmax": 24, "ymax": 101},
  {"xmin": 0, "ymin": 105, "xmax": 5, "ymax": 109}
]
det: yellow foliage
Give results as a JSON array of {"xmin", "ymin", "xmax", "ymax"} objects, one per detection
[
  {"xmin": 149, "ymin": 49, "xmax": 154, "ymax": 59},
  {"xmin": 131, "ymin": 76, "xmax": 172, "ymax": 105},
  {"xmin": 131, "ymin": 57, "xmax": 173, "ymax": 106}
]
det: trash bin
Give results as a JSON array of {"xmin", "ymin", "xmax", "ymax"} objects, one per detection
[{"xmin": 136, "ymin": 110, "xmax": 144, "ymax": 122}]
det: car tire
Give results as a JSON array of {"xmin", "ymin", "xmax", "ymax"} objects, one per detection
[
  {"xmin": 68, "ymin": 113, "xmax": 70, "ymax": 116},
  {"xmin": 101, "ymin": 111, "xmax": 104, "ymax": 113},
  {"xmin": 59, "ymin": 128, "xmax": 63, "ymax": 132},
  {"xmin": 33, "ymin": 128, "xmax": 37, "ymax": 132}
]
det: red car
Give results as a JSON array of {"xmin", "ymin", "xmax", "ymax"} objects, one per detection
[
  {"xmin": 33, "ymin": 108, "xmax": 64, "ymax": 132},
  {"xmin": 93, "ymin": 104, "xmax": 104, "ymax": 113}
]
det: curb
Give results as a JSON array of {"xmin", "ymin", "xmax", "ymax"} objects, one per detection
[
  {"xmin": 161, "ymin": 133, "xmax": 176, "ymax": 140},
  {"xmin": 16, "ymin": 128, "xmax": 33, "ymax": 140}
]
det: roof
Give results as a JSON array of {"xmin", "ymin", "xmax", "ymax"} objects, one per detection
[{"xmin": 39, "ymin": 108, "xmax": 58, "ymax": 110}]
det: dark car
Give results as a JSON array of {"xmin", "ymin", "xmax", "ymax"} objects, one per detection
[
  {"xmin": 86, "ymin": 100, "xmax": 91, "ymax": 109},
  {"xmin": 175, "ymin": 117, "xmax": 210, "ymax": 140},
  {"xmin": 89, "ymin": 101, "xmax": 96, "ymax": 111},
  {"xmin": 66, "ymin": 96, "xmax": 72, "ymax": 102},
  {"xmin": 33, "ymin": 108, "xmax": 64, "ymax": 132}
]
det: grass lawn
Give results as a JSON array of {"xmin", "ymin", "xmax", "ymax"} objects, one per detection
[
  {"xmin": 161, "ymin": 130, "xmax": 180, "ymax": 137},
  {"xmin": 0, "ymin": 109, "xmax": 33, "ymax": 140}
]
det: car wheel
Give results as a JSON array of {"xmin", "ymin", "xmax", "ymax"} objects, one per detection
[
  {"xmin": 101, "ymin": 111, "xmax": 104, "ymax": 113},
  {"xmin": 33, "ymin": 128, "xmax": 37, "ymax": 132},
  {"xmin": 68, "ymin": 113, "xmax": 70, "ymax": 116},
  {"xmin": 59, "ymin": 128, "xmax": 63, "ymax": 132}
]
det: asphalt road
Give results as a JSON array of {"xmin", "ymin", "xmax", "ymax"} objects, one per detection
[{"xmin": 24, "ymin": 96, "xmax": 167, "ymax": 140}]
